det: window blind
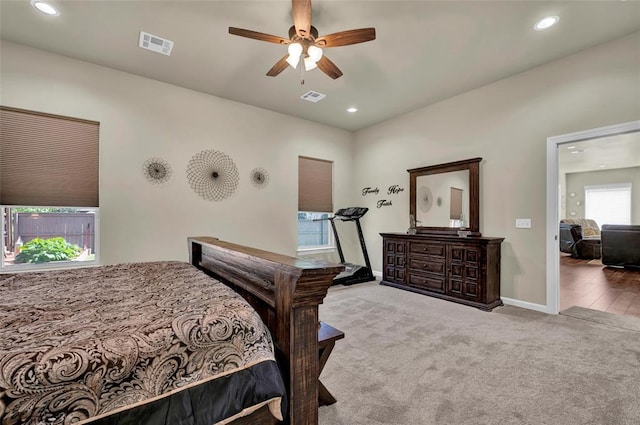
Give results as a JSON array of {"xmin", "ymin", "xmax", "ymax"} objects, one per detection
[
  {"xmin": 584, "ymin": 183, "xmax": 631, "ymax": 226},
  {"xmin": 0, "ymin": 106, "xmax": 99, "ymax": 207},
  {"xmin": 298, "ymin": 156, "xmax": 333, "ymax": 212}
]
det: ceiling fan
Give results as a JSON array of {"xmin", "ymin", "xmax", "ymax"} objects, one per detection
[{"xmin": 228, "ymin": 0, "xmax": 376, "ymax": 80}]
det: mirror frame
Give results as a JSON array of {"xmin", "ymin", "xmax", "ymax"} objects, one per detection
[{"xmin": 408, "ymin": 157, "xmax": 482, "ymax": 236}]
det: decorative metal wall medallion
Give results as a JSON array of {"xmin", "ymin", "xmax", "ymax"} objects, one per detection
[
  {"xmin": 143, "ymin": 158, "xmax": 172, "ymax": 184},
  {"xmin": 250, "ymin": 167, "xmax": 270, "ymax": 189},
  {"xmin": 186, "ymin": 150, "xmax": 239, "ymax": 201}
]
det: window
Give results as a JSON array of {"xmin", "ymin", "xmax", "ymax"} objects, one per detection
[
  {"xmin": 298, "ymin": 156, "xmax": 333, "ymax": 252},
  {"xmin": 297, "ymin": 212, "xmax": 332, "ymax": 249},
  {"xmin": 2, "ymin": 207, "xmax": 98, "ymax": 269},
  {"xmin": 1, "ymin": 107, "xmax": 99, "ymax": 271},
  {"xmin": 584, "ymin": 183, "xmax": 632, "ymax": 227}
]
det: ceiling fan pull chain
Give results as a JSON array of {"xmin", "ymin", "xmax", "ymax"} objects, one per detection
[{"xmin": 300, "ymin": 60, "xmax": 305, "ymax": 85}]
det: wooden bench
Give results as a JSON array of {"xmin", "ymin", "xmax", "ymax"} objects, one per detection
[{"xmin": 318, "ymin": 322, "xmax": 345, "ymax": 406}]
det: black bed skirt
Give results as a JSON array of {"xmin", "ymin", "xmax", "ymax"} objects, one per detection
[{"xmin": 87, "ymin": 360, "xmax": 286, "ymax": 425}]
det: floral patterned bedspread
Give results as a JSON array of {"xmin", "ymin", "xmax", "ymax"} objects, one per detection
[{"xmin": 0, "ymin": 261, "xmax": 283, "ymax": 425}]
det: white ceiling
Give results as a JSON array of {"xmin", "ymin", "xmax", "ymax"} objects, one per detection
[
  {"xmin": 558, "ymin": 131, "xmax": 640, "ymax": 174},
  {"xmin": 1, "ymin": 0, "xmax": 639, "ymax": 131}
]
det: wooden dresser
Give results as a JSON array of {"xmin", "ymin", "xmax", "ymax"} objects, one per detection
[{"xmin": 380, "ymin": 233, "xmax": 504, "ymax": 311}]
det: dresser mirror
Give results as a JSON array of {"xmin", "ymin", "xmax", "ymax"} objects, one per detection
[{"xmin": 408, "ymin": 157, "xmax": 481, "ymax": 236}]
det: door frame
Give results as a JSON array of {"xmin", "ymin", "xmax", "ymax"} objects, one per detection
[{"xmin": 546, "ymin": 120, "xmax": 640, "ymax": 314}]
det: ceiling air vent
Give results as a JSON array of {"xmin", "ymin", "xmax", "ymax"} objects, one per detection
[
  {"xmin": 139, "ymin": 31, "xmax": 174, "ymax": 56},
  {"xmin": 300, "ymin": 91, "xmax": 326, "ymax": 103}
]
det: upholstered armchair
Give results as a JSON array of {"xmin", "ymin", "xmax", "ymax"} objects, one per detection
[
  {"xmin": 560, "ymin": 218, "xmax": 601, "ymax": 238},
  {"xmin": 559, "ymin": 223, "xmax": 601, "ymax": 259}
]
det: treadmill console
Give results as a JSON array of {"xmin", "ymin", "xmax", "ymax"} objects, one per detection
[{"xmin": 335, "ymin": 207, "xmax": 369, "ymax": 220}]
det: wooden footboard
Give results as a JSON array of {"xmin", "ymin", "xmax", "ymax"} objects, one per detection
[{"xmin": 188, "ymin": 237, "xmax": 344, "ymax": 425}]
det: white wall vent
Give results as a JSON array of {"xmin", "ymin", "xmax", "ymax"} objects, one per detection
[
  {"xmin": 300, "ymin": 91, "xmax": 326, "ymax": 103},
  {"xmin": 139, "ymin": 31, "xmax": 174, "ymax": 56}
]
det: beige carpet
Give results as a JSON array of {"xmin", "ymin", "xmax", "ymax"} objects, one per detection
[{"xmin": 318, "ymin": 282, "xmax": 640, "ymax": 425}]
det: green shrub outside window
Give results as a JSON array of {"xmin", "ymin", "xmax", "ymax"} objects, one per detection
[{"xmin": 15, "ymin": 237, "xmax": 82, "ymax": 264}]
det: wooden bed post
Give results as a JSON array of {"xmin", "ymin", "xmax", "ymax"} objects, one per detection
[{"xmin": 188, "ymin": 237, "xmax": 344, "ymax": 425}]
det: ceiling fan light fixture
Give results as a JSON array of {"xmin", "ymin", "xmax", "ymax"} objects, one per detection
[
  {"xmin": 286, "ymin": 43, "xmax": 303, "ymax": 68},
  {"xmin": 286, "ymin": 55, "xmax": 300, "ymax": 69},
  {"xmin": 308, "ymin": 45, "xmax": 323, "ymax": 62},
  {"xmin": 304, "ymin": 56, "xmax": 318, "ymax": 71}
]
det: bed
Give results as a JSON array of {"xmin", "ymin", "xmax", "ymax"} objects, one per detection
[{"xmin": 0, "ymin": 237, "xmax": 343, "ymax": 425}]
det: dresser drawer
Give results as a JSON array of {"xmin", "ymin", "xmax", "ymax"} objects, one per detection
[
  {"xmin": 409, "ymin": 257, "xmax": 445, "ymax": 274},
  {"xmin": 386, "ymin": 254, "xmax": 406, "ymax": 267},
  {"xmin": 409, "ymin": 242, "xmax": 445, "ymax": 257},
  {"xmin": 385, "ymin": 240, "xmax": 406, "ymax": 254},
  {"xmin": 385, "ymin": 266, "xmax": 406, "ymax": 284},
  {"xmin": 450, "ymin": 264, "xmax": 479, "ymax": 281},
  {"xmin": 408, "ymin": 272, "xmax": 445, "ymax": 293},
  {"xmin": 450, "ymin": 246, "xmax": 480, "ymax": 264},
  {"xmin": 448, "ymin": 278, "xmax": 482, "ymax": 299}
]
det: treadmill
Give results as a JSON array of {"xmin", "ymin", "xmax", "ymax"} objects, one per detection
[{"xmin": 317, "ymin": 207, "xmax": 374, "ymax": 285}]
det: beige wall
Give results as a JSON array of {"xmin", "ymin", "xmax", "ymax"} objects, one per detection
[
  {"xmin": 565, "ymin": 166, "xmax": 640, "ymax": 224},
  {"xmin": 0, "ymin": 41, "xmax": 355, "ymax": 264},
  {"xmin": 353, "ymin": 32, "xmax": 640, "ymax": 306}
]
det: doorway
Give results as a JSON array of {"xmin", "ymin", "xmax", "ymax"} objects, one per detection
[{"xmin": 546, "ymin": 120, "xmax": 640, "ymax": 314}]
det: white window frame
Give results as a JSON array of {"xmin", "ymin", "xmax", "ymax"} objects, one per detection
[{"xmin": 1, "ymin": 206, "xmax": 100, "ymax": 272}]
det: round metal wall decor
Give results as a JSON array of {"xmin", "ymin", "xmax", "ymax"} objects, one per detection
[
  {"xmin": 250, "ymin": 167, "xmax": 270, "ymax": 189},
  {"xmin": 186, "ymin": 150, "xmax": 239, "ymax": 201},
  {"xmin": 143, "ymin": 158, "xmax": 172, "ymax": 184}
]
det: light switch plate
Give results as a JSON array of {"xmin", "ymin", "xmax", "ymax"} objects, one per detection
[{"xmin": 516, "ymin": 218, "xmax": 532, "ymax": 229}]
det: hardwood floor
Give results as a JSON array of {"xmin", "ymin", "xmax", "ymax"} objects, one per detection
[{"xmin": 560, "ymin": 254, "xmax": 640, "ymax": 317}]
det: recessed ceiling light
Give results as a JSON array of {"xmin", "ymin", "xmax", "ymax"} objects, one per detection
[
  {"xmin": 347, "ymin": 107, "xmax": 358, "ymax": 113},
  {"xmin": 31, "ymin": 0, "xmax": 59, "ymax": 16},
  {"xmin": 566, "ymin": 146, "xmax": 576, "ymax": 150},
  {"xmin": 599, "ymin": 164, "xmax": 606, "ymax": 168},
  {"xmin": 570, "ymin": 149, "xmax": 584, "ymax": 154},
  {"xmin": 534, "ymin": 16, "xmax": 559, "ymax": 31}
]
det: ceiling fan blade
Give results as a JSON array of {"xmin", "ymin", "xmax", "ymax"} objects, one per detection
[
  {"xmin": 292, "ymin": 0, "xmax": 312, "ymax": 39},
  {"xmin": 266, "ymin": 55, "xmax": 290, "ymax": 77},
  {"xmin": 315, "ymin": 28, "xmax": 376, "ymax": 48},
  {"xmin": 229, "ymin": 27, "xmax": 290, "ymax": 45},
  {"xmin": 316, "ymin": 56, "xmax": 343, "ymax": 79}
]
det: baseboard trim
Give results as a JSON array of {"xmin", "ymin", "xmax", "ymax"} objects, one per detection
[
  {"xmin": 372, "ymin": 270, "xmax": 383, "ymax": 278},
  {"xmin": 501, "ymin": 297, "xmax": 553, "ymax": 314}
]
